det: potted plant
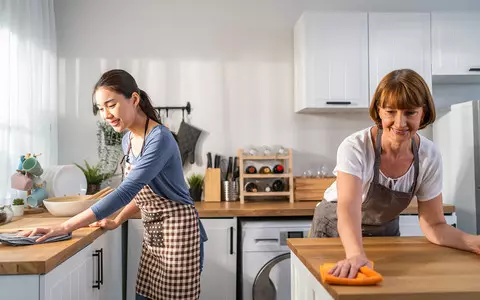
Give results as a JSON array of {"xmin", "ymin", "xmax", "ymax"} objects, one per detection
[
  {"xmin": 12, "ymin": 198, "xmax": 24, "ymax": 216},
  {"xmin": 187, "ymin": 173, "xmax": 204, "ymax": 201},
  {"xmin": 74, "ymin": 160, "xmax": 112, "ymax": 195}
]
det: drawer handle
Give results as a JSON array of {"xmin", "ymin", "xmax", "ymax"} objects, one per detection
[
  {"xmin": 92, "ymin": 249, "xmax": 101, "ymax": 290},
  {"xmin": 230, "ymin": 227, "xmax": 234, "ymax": 255},
  {"xmin": 254, "ymin": 238, "xmax": 279, "ymax": 244},
  {"xmin": 326, "ymin": 101, "xmax": 352, "ymax": 105},
  {"xmin": 469, "ymin": 68, "xmax": 480, "ymax": 72}
]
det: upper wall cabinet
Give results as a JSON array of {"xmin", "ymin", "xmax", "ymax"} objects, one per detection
[
  {"xmin": 432, "ymin": 13, "xmax": 480, "ymax": 76},
  {"xmin": 294, "ymin": 12, "xmax": 369, "ymax": 112},
  {"xmin": 369, "ymin": 13, "xmax": 432, "ymax": 96}
]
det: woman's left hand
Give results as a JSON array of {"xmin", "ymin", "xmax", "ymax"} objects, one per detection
[
  {"xmin": 465, "ymin": 235, "xmax": 480, "ymax": 255},
  {"xmin": 17, "ymin": 225, "xmax": 69, "ymax": 243}
]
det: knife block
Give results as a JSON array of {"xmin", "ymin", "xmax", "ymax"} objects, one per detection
[{"xmin": 204, "ymin": 168, "xmax": 221, "ymax": 202}]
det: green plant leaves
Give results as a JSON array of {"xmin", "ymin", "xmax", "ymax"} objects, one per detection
[
  {"xmin": 187, "ymin": 173, "xmax": 204, "ymax": 189},
  {"xmin": 74, "ymin": 160, "xmax": 112, "ymax": 185}
]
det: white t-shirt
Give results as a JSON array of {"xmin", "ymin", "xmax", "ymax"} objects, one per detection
[{"xmin": 324, "ymin": 127, "xmax": 442, "ymax": 203}]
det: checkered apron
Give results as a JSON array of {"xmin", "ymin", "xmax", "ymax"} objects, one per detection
[{"xmin": 124, "ymin": 162, "xmax": 201, "ymax": 300}]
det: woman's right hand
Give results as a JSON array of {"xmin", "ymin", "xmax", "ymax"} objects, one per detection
[
  {"xmin": 328, "ymin": 254, "xmax": 373, "ymax": 278},
  {"xmin": 89, "ymin": 218, "xmax": 119, "ymax": 230}
]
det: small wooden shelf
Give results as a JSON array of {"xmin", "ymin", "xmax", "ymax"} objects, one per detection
[
  {"xmin": 238, "ymin": 148, "xmax": 294, "ymax": 203},
  {"xmin": 244, "ymin": 192, "xmax": 291, "ymax": 197},
  {"xmin": 243, "ymin": 174, "xmax": 291, "ymax": 179}
]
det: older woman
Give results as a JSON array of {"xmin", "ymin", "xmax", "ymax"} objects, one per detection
[{"xmin": 310, "ymin": 69, "xmax": 480, "ymax": 279}]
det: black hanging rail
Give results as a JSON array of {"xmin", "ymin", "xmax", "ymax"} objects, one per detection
[{"xmin": 154, "ymin": 102, "xmax": 191, "ymax": 118}]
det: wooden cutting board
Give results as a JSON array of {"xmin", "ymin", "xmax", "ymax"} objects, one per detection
[{"xmin": 0, "ymin": 217, "xmax": 69, "ymax": 233}]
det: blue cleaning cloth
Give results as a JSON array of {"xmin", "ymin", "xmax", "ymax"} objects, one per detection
[{"xmin": 0, "ymin": 233, "xmax": 72, "ymax": 246}]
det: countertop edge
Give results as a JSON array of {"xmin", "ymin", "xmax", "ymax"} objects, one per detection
[
  {"xmin": 43, "ymin": 228, "xmax": 105, "ymax": 275},
  {"xmin": 288, "ymin": 239, "xmax": 341, "ymax": 299}
]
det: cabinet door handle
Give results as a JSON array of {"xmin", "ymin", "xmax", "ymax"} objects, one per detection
[
  {"xmin": 325, "ymin": 101, "xmax": 352, "ymax": 105},
  {"xmin": 99, "ymin": 248, "xmax": 104, "ymax": 285},
  {"xmin": 469, "ymin": 68, "xmax": 480, "ymax": 72},
  {"xmin": 92, "ymin": 249, "xmax": 101, "ymax": 290},
  {"xmin": 229, "ymin": 226, "xmax": 234, "ymax": 255}
]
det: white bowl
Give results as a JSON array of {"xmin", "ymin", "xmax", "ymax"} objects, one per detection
[{"xmin": 43, "ymin": 196, "xmax": 99, "ymax": 217}]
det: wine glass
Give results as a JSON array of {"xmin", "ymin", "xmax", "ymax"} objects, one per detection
[{"xmin": 262, "ymin": 146, "xmax": 271, "ymax": 156}]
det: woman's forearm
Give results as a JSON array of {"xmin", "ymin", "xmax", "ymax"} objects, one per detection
[
  {"xmin": 426, "ymin": 223, "xmax": 473, "ymax": 252},
  {"xmin": 113, "ymin": 200, "xmax": 140, "ymax": 225},
  {"xmin": 62, "ymin": 208, "xmax": 98, "ymax": 232},
  {"xmin": 337, "ymin": 203, "xmax": 365, "ymax": 258}
]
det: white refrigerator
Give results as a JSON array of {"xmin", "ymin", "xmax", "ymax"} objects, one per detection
[{"xmin": 433, "ymin": 100, "xmax": 480, "ymax": 234}]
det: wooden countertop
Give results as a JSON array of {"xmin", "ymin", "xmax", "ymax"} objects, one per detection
[
  {"xmin": 0, "ymin": 214, "xmax": 105, "ymax": 275},
  {"xmin": 288, "ymin": 237, "xmax": 480, "ymax": 300},
  {"xmin": 132, "ymin": 200, "xmax": 455, "ymax": 218},
  {"xmin": 0, "ymin": 200, "xmax": 456, "ymax": 275}
]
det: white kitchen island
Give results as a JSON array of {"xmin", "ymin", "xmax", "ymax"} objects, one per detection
[{"xmin": 289, "ymin": 237, "xmax": 480, "ymax": 300}]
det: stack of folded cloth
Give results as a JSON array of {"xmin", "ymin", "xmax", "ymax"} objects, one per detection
[
  {"xmin": 320, "ymin": 261, "xmax": 384, "ymax": 286},
  {"xmin": 0, "ymin": 233, "xmax": 72, "ymax": 246}
]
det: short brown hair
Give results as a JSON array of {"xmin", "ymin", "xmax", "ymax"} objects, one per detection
[{"xmin": 369, "ymin": 69, "xmax": 435, "ymax": 129}]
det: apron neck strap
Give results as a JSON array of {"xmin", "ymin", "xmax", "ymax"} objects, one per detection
[{"xmin": 372, "ymin": 127, "xmax": 419, "ymax": 192}]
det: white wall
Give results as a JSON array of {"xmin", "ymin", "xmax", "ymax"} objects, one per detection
[{"xmin": 54, "ymin": 0, "xmax": 479, "ymax": 178}]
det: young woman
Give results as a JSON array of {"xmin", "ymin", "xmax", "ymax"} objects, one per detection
[
  {"xmin": 23, "ymin": 69, "xmax": 207, "ymax": 300},
  {"xmin": 310, "ymin": 69, "xmax": 480, "ymax": 279}
]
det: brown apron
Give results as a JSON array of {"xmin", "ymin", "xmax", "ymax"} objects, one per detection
[
  {"xmin": 311, "ymin": 128, "xmax": 419, "ymax": 237},
  {"xmin": 123, "ymin": 119, "xmax": 201, "ymax": 300}
]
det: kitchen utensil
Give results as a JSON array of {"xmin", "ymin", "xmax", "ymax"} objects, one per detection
[
  {"xmin": 223, "ymin": 179, "xmax": 239, "ymax": 201},
  {"xmin": 214, "ymin": 155, "xmax": 221, "ymax": 168},
  {"xmin": 22, "ymin": 157, "xmax": 43, "ymax": 176},
  {"xmin": 26, "ymin": 187, "xmax": 48, "ymax": 208},
  {"xmin": 262, "ymin": 146, "xmax": 271, "ymax": 156},
  {"xmin": 207, "ymin": 152, "xmax": 213, "ymax": 168},
  {"xmin": 43, "ymin": 195, "xmax": 102, "ymax": 217},
  {"xmin": 204, "ymin": 168, "xmax": 221, "ymax": 202},
  {"xmin": 10, "ymin": 173, "xmax": 33, "ymax": 191},
  {"xmin": 87, "ymin": 187, "xmax": 113, "ymax": 200},
  {"xmin": 232, "ymin": 157, "xmax": 238, "ymax": 180},
  {"xmin": 226, "ymin": 157, "xmax": 233, "ymax": 180}
]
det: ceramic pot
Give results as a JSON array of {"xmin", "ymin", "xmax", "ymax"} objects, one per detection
[
  {"xmin": 11, "ymin": 204, "xmax": 24, "ymax": 217},
  {"xmin": 189, "ymin": 188, "xmax": 203, "ymax": 201}
]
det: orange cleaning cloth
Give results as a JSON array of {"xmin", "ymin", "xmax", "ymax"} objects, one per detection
[{"xmin": 319, "ymin": 262, "xmax": 383, "ymax": 286}]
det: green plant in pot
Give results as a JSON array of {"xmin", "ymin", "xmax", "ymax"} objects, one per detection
[
  {"xmin": 187, "ymin": 173, "xmax": 204, "ymax": 201},
  {"xmin": 12, "ymin": 198, "xmax": 24, "ymax": 216},
  {"xmin": 74, "ymin": 160, "xmax": 112, "ymax": 195}
]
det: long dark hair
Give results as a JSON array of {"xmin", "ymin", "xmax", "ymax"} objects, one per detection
[
  {"xmin": 92, "ymin": 70, "xmax": 179, "ymax": 143},
  {"xmin": 92, "ymin": 69, "xmax": 162, "ymax": 125}
]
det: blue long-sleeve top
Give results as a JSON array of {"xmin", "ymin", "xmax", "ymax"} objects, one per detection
[{"xmin": 91, "ymin": 124, "xmax": 207, "ymax": 242}]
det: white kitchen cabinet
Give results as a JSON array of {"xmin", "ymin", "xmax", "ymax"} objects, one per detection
[
  {"xmin": 40, "ymin": 227, "xmax": 122, "ymax": 300},
  {"xmin": 199, "ymin": 218, "xmax": 237, "ymax": 300},
  {"xmin": 126, "ymin": 218, "xmax": 237, "ymax": 300},
  {"xmin": 432, "ymin": 12, "xmax": 480, "ymax": 76},
  {"xmin": 93, "ymin": 226, "xmax": 123, "ymax": 300},
  {"xmin": 40, "ymin": 243, "xmax": 98, "ymax": 300},
  {"xmin": 126, "ymin": 219, "xmax": 144, "ymax": 300},
  {"xmin": 369, "ymin": 13, "xmax": 432, "ymax": 96},
  {"xmin": 0, "ymin": 228, "xmax": 123, "ymax": 300},
  {"xmin": 294, "ymin": 12, "xmax": 369, "ymax": 112}
]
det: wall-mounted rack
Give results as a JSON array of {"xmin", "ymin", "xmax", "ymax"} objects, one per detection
[{"xmin": 154, "ymin": 102, "xmax": 191, "ymax": 118}]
